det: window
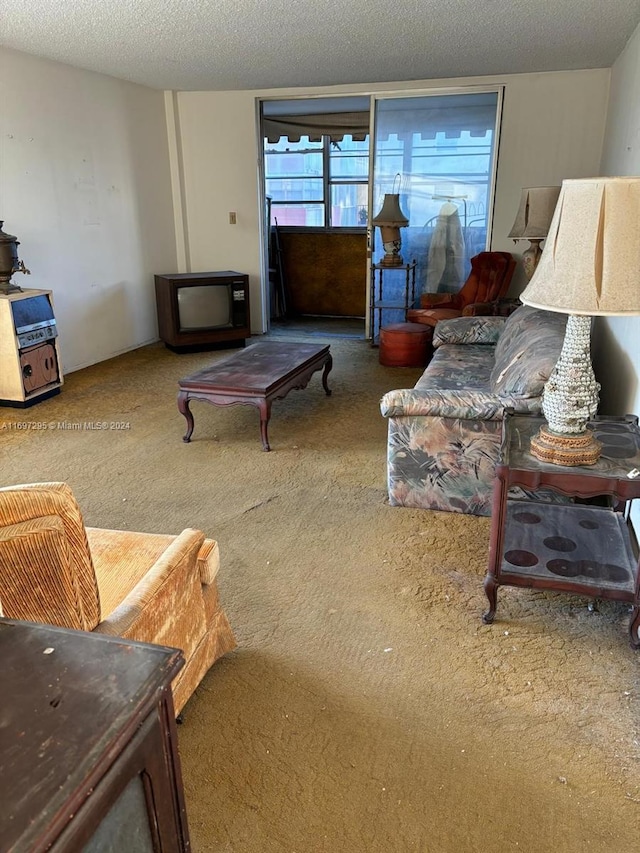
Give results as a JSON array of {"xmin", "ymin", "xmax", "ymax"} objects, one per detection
[
  {"xmin": 264, "ymin": 135, "xmax": 369, "ymax": 228},
  {"xmin": 373, "ymin": 129, "xmax": 497, "ymax": 264}
]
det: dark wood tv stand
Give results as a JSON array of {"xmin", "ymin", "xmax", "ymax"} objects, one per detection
[{"xmin": 155, "ymin": 270, "xmax": 251, "ymax": 351}]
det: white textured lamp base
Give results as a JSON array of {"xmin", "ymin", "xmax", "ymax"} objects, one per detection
[{"xmin": 531, "ymin": 314, "xmax": 602, "ymax": 466}]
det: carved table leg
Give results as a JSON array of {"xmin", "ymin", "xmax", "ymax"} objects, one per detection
[
  {"xmin": 322, "ymin": 354, "xmax": 333, "ymax": 396},
  {"xmin": 178, "ymin": 392, "xmax": 195, "ymax": 443},
  {"xmin": 258, "ymin": 399, "xmax": 272, "ymax": 451},
  {"xmin": 482, "ymin": 573, "xmax": 498, "ymax": 624},
  {"xmin": 629, "ymin": 605, "xmax": 640, "ymax": 650}
]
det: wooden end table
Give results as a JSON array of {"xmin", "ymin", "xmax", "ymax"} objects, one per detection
[
  {"xmin": 177, "ymin": 341, "xmax": 332, "ymax": 451},
  {"xmin": 483, "ymin": 410, "xmax": 640, "ymax": 647}
]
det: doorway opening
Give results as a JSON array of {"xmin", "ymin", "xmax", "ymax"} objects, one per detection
[
  {"xmin": 261, "ymin": 95, "xmax": 371, "ymax": 341},
  {"xmin": 259, "ymin": 89, "xmax": 502, "ymax": 343}
]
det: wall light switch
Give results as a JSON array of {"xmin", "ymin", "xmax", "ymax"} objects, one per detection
[{"xmin": 229, "ymin": 212, "xmax": 237, "ymax": 225}]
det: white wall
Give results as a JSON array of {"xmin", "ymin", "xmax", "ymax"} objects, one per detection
[
  {"xmin": 175, "ymin": 91, "xmax": 265, "ymax": 327},
  {"xmin": 0, "ymin": 48, "xmax": 177, "ymax": 372},
  {"xmin": 174, "ymin": 69, "xmax": 610, "ymax": 331},
  {"xmin": 0, "ymin": 50, "xmax": 615, "ymax": 365},
  {"xmin": 594, "ymin": 22, "xmax": 640, "ymax": 419}
]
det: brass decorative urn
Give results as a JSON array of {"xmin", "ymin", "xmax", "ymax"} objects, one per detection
[{"xmin": 0, "ymin": 222, "xmax": 31, "ymax": 294}]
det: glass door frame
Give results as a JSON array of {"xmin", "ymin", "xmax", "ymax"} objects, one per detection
[
  {"xmin": 255, "ymin": 86, "xmax": 504, "ymax": 337},
  {"xmin": 364, "ymin": 85, "xmax": 505, "ymax": 340}
]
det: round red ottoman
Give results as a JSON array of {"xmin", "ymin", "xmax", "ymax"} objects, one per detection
[{"xmin": 379, "ymin": 322, "xmax": 433, "ymax": 367}]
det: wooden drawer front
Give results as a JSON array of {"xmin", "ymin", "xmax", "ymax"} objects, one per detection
[{"xmin": 20, "ymin": 341, "xmax": 59, "ymax": 393}]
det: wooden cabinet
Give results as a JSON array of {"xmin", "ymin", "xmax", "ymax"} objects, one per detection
[
  {"xmin": 0, "ymin": 619, "xmax": 191, "ymax": 851},
  {"xmin": 278, "ymin": 231, "xmax": 367, "ymax": 318},
  {"xmin": 0, "ymin": 289, "xmax": 63, "ymax": 407}
]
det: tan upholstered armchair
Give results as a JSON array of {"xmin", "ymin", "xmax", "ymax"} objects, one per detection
[{"xmin": 0, "ymin": 482, "xmax": 236, "ymax": 714}]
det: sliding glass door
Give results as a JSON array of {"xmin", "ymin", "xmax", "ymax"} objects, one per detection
[{"xmin": 368, "ymin": 89, "xmax": 502, "ymax": 339}]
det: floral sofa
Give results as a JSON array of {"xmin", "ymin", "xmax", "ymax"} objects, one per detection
[{"xmin": 379, "ymin": 306, "xmax": 568, "ymax": 516}]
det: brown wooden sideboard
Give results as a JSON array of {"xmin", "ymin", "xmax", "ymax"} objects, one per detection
[{"xmin": 0, "ymin": 619, "xmax": 191, "ymax": 851}]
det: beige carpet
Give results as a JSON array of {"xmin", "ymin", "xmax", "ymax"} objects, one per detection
[{"xmin": 2, "ymin": 335, "xmax": 639, "ymax": 852}]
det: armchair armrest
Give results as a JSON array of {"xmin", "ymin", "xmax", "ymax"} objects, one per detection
[
  {"xmin": 462, "ymin": 299, "xmax": 522, "ymax": 317},
  {"xmin": 197, "ymin": 537, "xmax": 220, "ymax": 585},
  {"xmin": 420, "ymin": 292, "xmax": 463, "ymax": 309},
  {"xmin": 461, "ymin": 301, "xmax": 498, "ymax": 317},
  {"xmin": 433, "ymin": 316, "xmax": 506, "ymax": 348},
  {"xmin": 94, "ymin": 528, "xmax": 206, "ymax": 642}
]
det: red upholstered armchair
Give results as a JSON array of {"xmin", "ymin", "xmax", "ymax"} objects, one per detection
[{"xmin": 407, "ymin": 251, "xmax": 516, "ymax": 328}]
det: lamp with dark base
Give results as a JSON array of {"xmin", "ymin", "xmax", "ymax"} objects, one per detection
[
  {"xmin": 520, "ymin": 176, "xmax": 640, "ymax": 466},
  {"xmin": 372, "ymin": 193, "xmax": 409, "ymax": 267}
]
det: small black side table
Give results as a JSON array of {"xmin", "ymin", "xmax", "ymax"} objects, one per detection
[{"xmin": 483, "ymin": 410, "xmax": 640, "ymax": 647}]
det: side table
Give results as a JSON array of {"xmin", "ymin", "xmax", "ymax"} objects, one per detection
[
  {"xmin": 483, "ymin": 410, "xmax": 640, "ymax": 647},
  {"xmin": 369, "ymin": 260, "xmax": 417, "ymax": 344}
]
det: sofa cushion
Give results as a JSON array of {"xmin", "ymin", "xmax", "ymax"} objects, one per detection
[
  {"xmin": 490, "ymin": 306, "xmax": 567, "ymax": 398},
  {"xmin": 415, "ymin": 343, "xmax": 495, "ymax": 394},
  {"xmin": 433, "ymin": 315, "xmax": 507, "ymax": 348}
]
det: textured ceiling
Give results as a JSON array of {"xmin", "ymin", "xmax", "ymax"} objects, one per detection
[{"xmin": 2, "ymin": 0, "xmax": 639, "ymax": 92}]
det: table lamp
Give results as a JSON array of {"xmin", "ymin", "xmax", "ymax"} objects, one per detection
[
  {"xmin": 519, "ymin": 176, "xmax": 640, "ymax": 466},
  {"xmin": 508, "ymin": 186, "xmax": 561, "ymax": 280},
  {"xmin": 372, "ymin": 192, "xmax": 409, "ymax": 267}
]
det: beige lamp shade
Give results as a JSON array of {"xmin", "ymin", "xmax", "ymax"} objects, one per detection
[
  {"xmin": 372, "ymin": 194, "xmax": 409, "ymax": 227},
  {"xmin": 520, "ymin": 176, "xmax": 640, "ymax": 316},
  {"xmin": 508, "ymin": 186, "xmax": 561, "ymax": 239}
]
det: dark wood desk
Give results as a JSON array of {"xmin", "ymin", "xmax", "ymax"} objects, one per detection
[
  {"xmin": 178, "ymin": 340, "xmax": 332, "ymax": 451},
  {"xmin": 0, "ymin": 619, "xmax": 191, "ymax": 851},
  {"xmin": 483, "ymin": 411, "xmax": 640, "ymax": 647}
]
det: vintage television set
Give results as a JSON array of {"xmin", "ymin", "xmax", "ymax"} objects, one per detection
[{"xmin": 154, "ymin": 270, "xmax": 251, "ymax": 351}]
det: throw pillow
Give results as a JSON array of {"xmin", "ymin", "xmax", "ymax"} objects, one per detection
[
  {"xmin": 433, "ymin": 315, "xmax": 507, "ymax": 348},
  {"xmin": 490, "ymin": 306, "xmax": 567, "ymax": 397}
]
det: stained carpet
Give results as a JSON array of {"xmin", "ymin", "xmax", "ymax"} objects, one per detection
[{"xmin": 1, "ymin": 334, "xmax": 638, "ymax": 852}]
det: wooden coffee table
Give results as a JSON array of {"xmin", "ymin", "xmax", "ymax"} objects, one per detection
[{"xmin": 177, "ymin": 341, "xmax": 332, "ymax": 451}]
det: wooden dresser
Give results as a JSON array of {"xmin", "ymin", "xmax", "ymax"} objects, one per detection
[{"xmin": 0, "ymin": 619, "xmax": 191, "ymax": 851}]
